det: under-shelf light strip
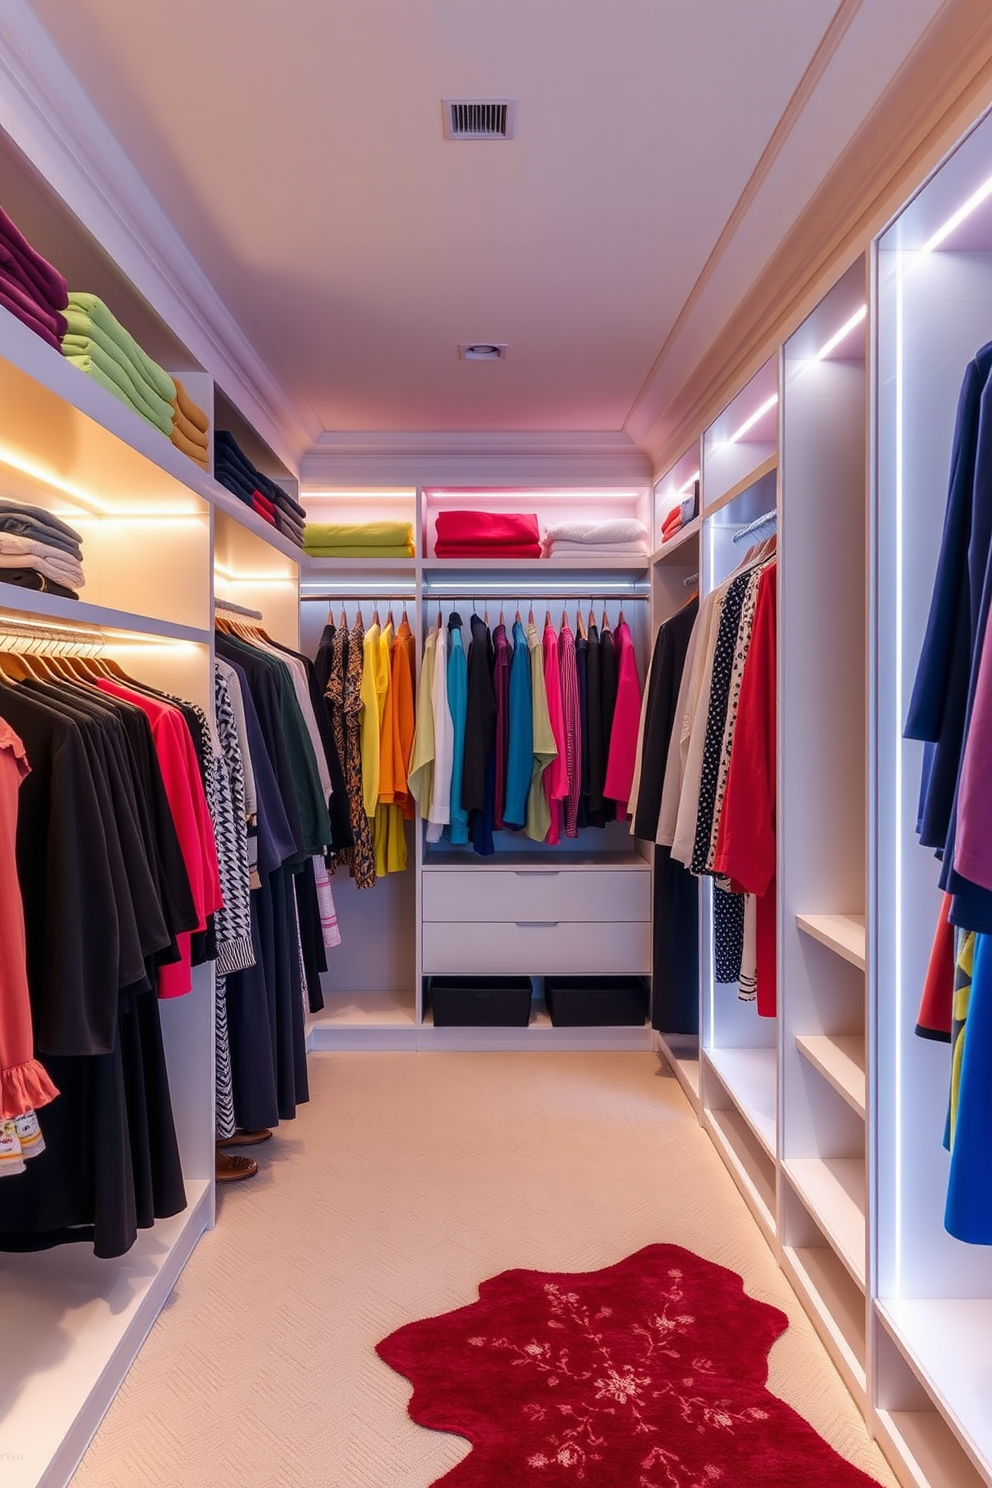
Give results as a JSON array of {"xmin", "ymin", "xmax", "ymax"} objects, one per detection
[
  {"xmin": 726, "ymin": 394, "xmax": 778, "ymax": 446},
  {"xmin": 922, "ymin": 170, "xmax": 992, "ymax": 252},
  {"xmin": 811, "ymin": 304, "xmax": 867, "ymax": 361}
]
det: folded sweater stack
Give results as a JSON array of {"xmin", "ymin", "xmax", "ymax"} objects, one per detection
[
  {"xmin": 433, "ymin": 510, "xmax": 541, "ymax": 559},
  {"xmin": 214, "ymin": 430, "xmax": 307, "ymax": 547},
  {"xmin": 303, "ymin": 521, "xmax": 415, "ymax": 558},
  {"xmin": 0, "ymin": 498, "xmax": 84, "ymax": 599},
  {"xmin": 542, "ymin": 518, "xmax": 649, "ymax": 559},
  {"xmin": 62, "ymin": 292, "xmax": 176, "ymax": 439},
  {"xmin": 661, "ymin": 488, "xmax": 698, "ymax": 544},
  {"xmin": 0, "ymin": 206, "xmax": 69, "ymax": 353},
  {"xmin": 171, "ymin": 378, "xmax": 209, "ymax": 470}
]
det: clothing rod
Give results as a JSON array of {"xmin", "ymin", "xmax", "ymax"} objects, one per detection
[
  {"xmin": 422, "ymin": 586, "xmax": 649, "ymax": 600},
  {"xmin": 0, "ymin": 618, "xmax": 106, "ymax": 646},
  {"xmin": 300, "ymin": 589, "xmax": 417, "ymax": 601},
  {"xmin": 215, "ymin": 597, "xmax": 264, "ymax": 620},
  {"xmin": 731, "ymin": 508, "xmax": 777, "ymax": 543}
]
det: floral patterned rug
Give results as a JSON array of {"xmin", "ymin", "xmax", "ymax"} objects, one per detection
[{"xmin": 376, "ymin": 1244, "xmax": 880, "ymax": 1487}]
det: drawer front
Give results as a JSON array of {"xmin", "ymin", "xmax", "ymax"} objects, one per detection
[
  {"xmin": 422, "ymin": 868, "xmax": 650, "ymax": 924},
  {"xmin": 422, "ymin": 920, "xmax": 651, "ymax": 976}
]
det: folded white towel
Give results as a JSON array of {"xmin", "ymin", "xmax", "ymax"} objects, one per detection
[
  {"xmin": 546, "ymin": 539, "xmax": 648, "ymax": 556},
  {"xmin": 543, "ymin": 518, "xmax": 648, "ymax": 546}
]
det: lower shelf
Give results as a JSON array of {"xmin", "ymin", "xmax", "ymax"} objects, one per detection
[
  {"xmin": 655, "ymin": 1033, "xmax": 701, "ymax": 1113},
  {"xmin": 877, "ymin": 1297, "xmax": 992, "ymax": 1483},
  {"xmin": 781, "ymin": 1244, "xmax": 866, "ymax": 1404},
  {"xmin": 782, "ymin": 1156, "xmax": 866, "ymax": 1289},
  {"xmin": 875, "ymin": 1409, "xmax": 988, "ymax": 1488},
  {"xmin": 703, "ymin": 1045, "xmax": 777, "ymax": 1157},
  {"xmin": 704, "ymin": 1104, "xmax": 777, "ymax": 1243},
  {"xmin": 0, "ymin": 1179, "xmax": 211, "ymax": 1488},
  {"xmin": 308, "ymin": 1003, "xmax": 653, "ymax": 1052}
]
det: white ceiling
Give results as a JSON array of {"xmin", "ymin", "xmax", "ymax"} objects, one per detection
[{"xmin": 26, "ymin": 0, "xmax": 949, "ymax": 465}]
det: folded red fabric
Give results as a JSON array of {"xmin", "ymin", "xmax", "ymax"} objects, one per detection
[
  {"xmin": 434, "ymin": 542, "xmax": 543, "ymax": 559},
  {"xmin": 251, "ymin": 495, "xmax": 276, "ymax": 526},
  {"xmin": 252, "ymin": 489, "xmax": 276, "ymax": 517},
  {"xmin": 434, "ymin": 509, "xmax": 540, "ymax": 550}
]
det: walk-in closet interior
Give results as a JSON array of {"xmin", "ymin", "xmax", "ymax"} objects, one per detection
[{"xmin": 2, "ymin": 2, "xmax": 992, "ymax": 1486}]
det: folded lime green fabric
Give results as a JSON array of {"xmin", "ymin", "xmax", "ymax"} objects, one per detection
[
  {"xmin": 303, "ymin": 521, "xmax": 413, "ymax": 548},
  {"xmin": 66, "ymin": 293, "xmax": 176, "ymax": 405},
  {"xmin": 63, "ymin": 315, "xmax": 174, "ymax": 423},
  {"xmin": 65, "ymin": 354, "xmax": 171, "ymax": 438},
  {"xmin": 62, "ymin": 335, "xmax": 174, "ymax": 433},
  {"xmin": 303, "ymin": 544, "xmax": 415, "ymax": 558}
]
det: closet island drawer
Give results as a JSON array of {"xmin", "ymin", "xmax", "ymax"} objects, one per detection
[
  {"xmin": 422, "ymin": 919, "xmax": 651, "ymax": 977},
  {"xmin": 422, "ymin": 868, "xmax": 650, "ymax": 925}
]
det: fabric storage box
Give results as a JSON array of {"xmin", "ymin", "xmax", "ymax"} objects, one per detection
[
  {"xmin": 544, "ymin": 976, "xmax": 649, "ymax": 1027},
  {"xmin": 429, "ymin": 976, "xmax": 533, "ymax": 1027}
]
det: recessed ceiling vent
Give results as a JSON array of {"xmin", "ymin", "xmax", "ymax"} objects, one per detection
[
  {"xmin": 443, "ymin": 99, "xmax": 517, "ymax": 140},
  {"xmin": 459, "ymin": 343, "xmax": 507, "ymax": 361}
]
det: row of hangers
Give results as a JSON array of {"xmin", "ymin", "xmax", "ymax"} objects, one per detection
[
  {"xmin": 428, "ymin": 603, "xmax": 626, "ymax": 638},
  {"xmin": 0, "ymin": 624, "xmax": 136, "ymax": 687}
]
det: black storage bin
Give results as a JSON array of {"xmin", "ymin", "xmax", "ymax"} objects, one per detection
[
  {"xmin": 544, "ymin": 976, "xmax": 649, "ymax": 1027},
  {"xmin": 429, "ymin": 976, "xmax": 533, "ymax": 1027}
]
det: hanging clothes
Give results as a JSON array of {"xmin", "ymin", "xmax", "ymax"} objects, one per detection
[
  {"xmin": 629, "ymin": 595, "xmax": 700, "ymax": 1035},
  {"xmin": 525, "ymin": 619, "xmax": 558, "ymax": 843},
  {"xmin": 585, "ymin": 620, "xmax": 607, "ymax": 829},
  {"xmin": 446, "ymin": 615, "xmax": 470, "ymax": 845},
  {"xmin": 599, "ymin": 620, "xmax": 619, "ymax": 824},
  {"xmin": 542, "ymin": 619, "xmax": 568, "ymax": 846},
  {"xmin": 492, "ymin": 620, "xmax": 511, "ymax": 829},
  {"xmin": 503, "ymin": 618, "xmax": 532, "ymax": 831},
  {"xmin": 427, "ymin": 620, "xmax": 454, "ymax": 845},
  {"xmin": 559, "ymin": 619, "xmax": 582, "ymax": 839},
  {"xmin": 603, "ymin": 616, "xmax": 642, "ymax": 817},
  {"xmin": 0, "ymin": 720, "xmax": 58, "ymax": 1121},
  {"xmin": 408, "ymin": 623, "xmax": 438, "ymax": 822},
  {"xmin": 712, "ymin": 564, "xmax": 778, "ymax": 1016}
]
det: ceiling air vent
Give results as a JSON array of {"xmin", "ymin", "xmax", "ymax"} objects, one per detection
[
  {"xmin": 459, "ymin": 343, "xmax": 507, "ymax": 361},
  {"xmin": 443, "ymin": 99, "xmax": 517, "ymax": 140}
]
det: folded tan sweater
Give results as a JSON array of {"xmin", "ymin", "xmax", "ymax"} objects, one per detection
[{"xmin": 172, "ymin": 375, "xmax": 209, "ymax": 435}]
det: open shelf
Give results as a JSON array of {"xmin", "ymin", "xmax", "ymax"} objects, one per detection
[
  {"xmin": 796, "ymin": 913, "xmax": 866, "ymax": 971},
  {"xmin": 0, "ymin": 586, "xmax": 211, "ymax": 644},
  {"xmin": 875, "ymin": 1409, "xmax": 989, "ymax": 1488},
  {"xmin": 783, "ymin": 1156, "xmax": 866, "ymax": 1288},
  {"xmin": 651, "ymin": 515, "xmax": 700, "ymax": 563},
  {"xmin": 795, "ymin": 1033, "xmax": 866, "ymax": 1119},
  {"xmin": 703, "ymin": 1045, "xmax": 777, "ymax": 1157},
  {"xmin": 0, "ymin": 1181, "xmax": 211, "ymax": 1488},
  {"xmin": 704, "ymin": 1105, "xmax": 777, "ymax": 1243},
  {"xmin": 421, "ymin": 555, "xmax": 649, "ymax": 573},
  {"xmin": 705, "ymin": 453, "xmax": 778, "ymax": 518},
  {"xmin": 781, "ymin": 1242, "xmax": 867, "ymax": 1399},
  {"xmin": 656, "ymin": 1033, "xmax": 701, "ymax": 1113},
  {"xmin": 877, "ymin": 1298, "xmax": 992, "ymax": 1482}
]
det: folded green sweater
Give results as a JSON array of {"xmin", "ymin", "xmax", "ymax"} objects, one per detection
[
  {"xmin": 303, "ymin": 544, "xmax": 415, "ymax": 559},
  {"xmin": 66, "ymin": 293, "xmax": 176, "ymax": 405},
  {"xmin": 66, "ymin": 354, "xmax": 171, "ymax": 438},
  {"xmin": 303, "ymin": 521, "xmax": 413, "ymax": 548},
  {"xmin": 62, "ymin": 334, "xmax": 174, "ymax": 433}
]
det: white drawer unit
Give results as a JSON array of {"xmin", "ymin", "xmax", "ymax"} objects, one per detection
[
  {"xmin": 422, "ymin": 866, "xmax": 651, "ymax": 924},
  {"xmin": 421, "ymin": 918, "xmax": 651, "ymax": 976}
]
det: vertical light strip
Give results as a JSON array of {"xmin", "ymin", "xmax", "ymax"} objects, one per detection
[{"xmin": 892, "ymin": 248, "xmax": 906, "ymax": 1295}]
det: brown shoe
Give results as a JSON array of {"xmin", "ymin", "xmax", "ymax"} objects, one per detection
[
  {"xmin": 216, "ymin": 1128, "xmax": 273, "ymax": 1148},
  {"xmin": 216, "ymin": 1150, "xmax": 257, "ymax": 1182}
]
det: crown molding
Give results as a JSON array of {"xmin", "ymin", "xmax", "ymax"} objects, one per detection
[
  {"xmin": 0, "ymin": 1, "xmax": 318, "ymax": 471},
  {"xmin": 301, "ymin": 431, "xmax": 652, "ymax": 489},
  {"xmin": 632, "ymin": 0, "xmax": 992, "ymax": 477}
]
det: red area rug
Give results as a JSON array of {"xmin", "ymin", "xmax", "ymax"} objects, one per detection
[{"xmin": 376, "ymin": 1244, "xmax": 880, "ymax": 1487}]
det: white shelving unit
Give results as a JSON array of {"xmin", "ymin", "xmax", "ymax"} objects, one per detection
[
  {"xmin": 872, "ymin": 101, "xmax": 992, "ymax": 1488},
  {"xmin": 299, "ymin": 482, "xmax": 655, "ymax": 1052},
  {"xmin": 0, "ymin": 112, "xmax": 301, "ymax": 1485}
]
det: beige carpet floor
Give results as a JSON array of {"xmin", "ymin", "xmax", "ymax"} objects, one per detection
[{"xmin": 69, "ymin": 1051, "xmax": 896, "ymax": 1488}]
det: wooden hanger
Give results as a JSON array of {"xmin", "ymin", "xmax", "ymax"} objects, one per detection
[
  {"xmin": 588, "ymin": 606, "xmax": 596, "ymax": 633},
  {"xmin": 545, "ymin": 607, "xmax": 552, "ymax": 628},
  {"xmin": 577, "ymin": 607, "xmax": 586, "ymax": 640},
  {"xmin": 601, "ymin": 608, "xmax": 610, "ymax": 632}
]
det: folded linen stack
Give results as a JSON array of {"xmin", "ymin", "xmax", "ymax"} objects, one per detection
[
  {"xmin": 661, "ymin": 489, "xmax": 698, "ymax": 543},
  {"xmin": 171, "ymin": 377, "xmax": 209, "ymax": 470},
  {"xmin": 433, "ymin": 510, "xmax": 541, "ymax": 559},
  {"xmin": 0, "ymin": 498, "xmax": 84, "ymax": 599},
  {"xmin": 542, "ymin": 518, "xmax": 649, "ymax": 559},
  {"xmin": 214, "ymin": 430, "xmax": 307, "ymax": 547},
  {"xmin": 303, "ymin": 521, "xmax": 415, "ymax": 558},
  {"xmin": 0, "ymin": 206, "xmax": 69, "ymax": 353},
  {"xmin": 62, "ymin": 292, "xmax": 176, "ymax": 438}
]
